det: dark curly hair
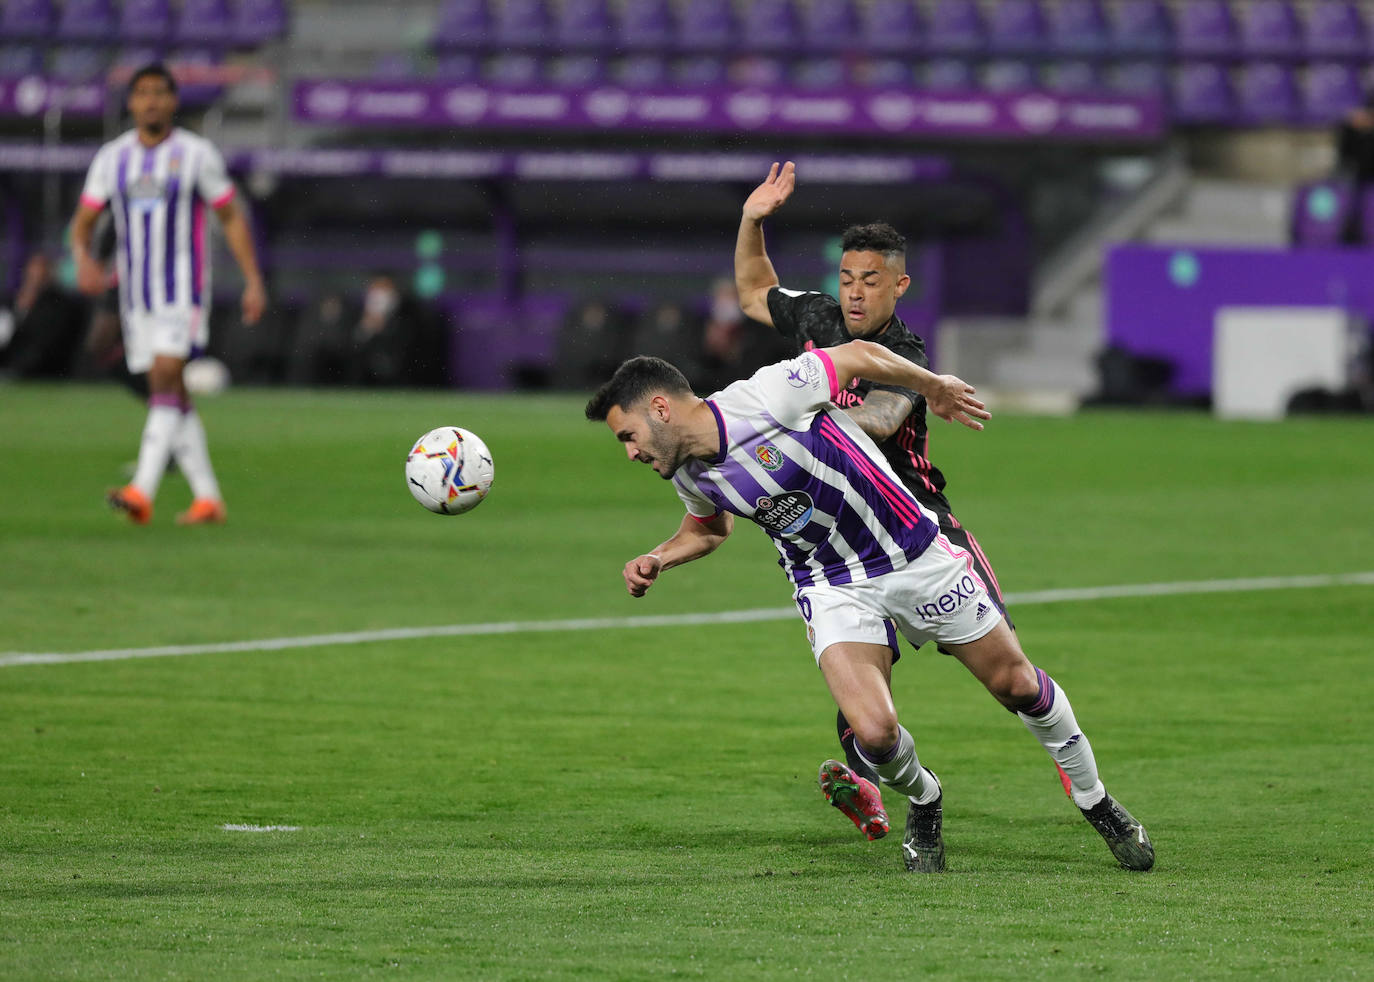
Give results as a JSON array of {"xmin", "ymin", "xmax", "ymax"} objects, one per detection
[
  {"xmin": 585, "ymin": 356, "xmax": 693, "ymax": 421},
  {"xmin": 840, "ymin": 223, "xmax": 906, "ymax": 261}
]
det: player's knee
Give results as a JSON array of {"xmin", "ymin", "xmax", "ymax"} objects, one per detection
[
  {"xmin": 849, "ymin": 711, "xmax": 900, "ymax": 756},
  {"xmin": 986, "ymin": 663, "xmax": 1039, "ymax": 709}
]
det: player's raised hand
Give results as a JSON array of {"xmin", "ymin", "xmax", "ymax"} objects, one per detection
[
  {"xmin": 623, "ymin": 553, "xmax": 664, "ymax": 597},
  {"xmin": 925, "ymin": 374, "xmax": 991, "ymax": 431},
  {"xmin": 742, "ymin": 161, "xmax": 796, "ymax": 222}
]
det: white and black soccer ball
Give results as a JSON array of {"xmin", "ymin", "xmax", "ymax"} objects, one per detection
[{"xmin": 404, "ymin": 426, "xmax": 495, "ymax": 515}]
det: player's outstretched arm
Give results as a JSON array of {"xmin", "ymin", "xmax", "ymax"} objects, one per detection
[
  {"xmin": 623, "ymin": 512, "xmax": 734, "ymax": 597},
  {"xmin": 735, "ymin": 161, "xmax": 796, "ymax": 328},
  {"xmin": 824, "ymin": 340, "xmax": 991, "ymax": 431}
]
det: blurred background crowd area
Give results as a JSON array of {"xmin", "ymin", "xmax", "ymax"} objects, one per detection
[{"xmin": 2, "ymin": 0, "xmax": 1374, "ymax": 411}]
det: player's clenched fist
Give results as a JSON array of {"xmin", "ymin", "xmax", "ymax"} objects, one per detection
[{"xmin": 623, "ymin": 554, "xmax": 663, "ymax": 597}]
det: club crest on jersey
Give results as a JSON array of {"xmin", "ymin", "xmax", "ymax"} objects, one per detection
[
  {"xmin": 754, "ymin": 444, "xmax": 784, "ymax": 471},
  {"xmin": 753, "ymin": 491, "xmax": 814, "ymax": 535}
]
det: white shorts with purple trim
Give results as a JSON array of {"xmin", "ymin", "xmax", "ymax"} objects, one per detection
[
  {"xmin": 794, "ymin": 533, "xmax": 1004, "ymax": 666},
  {"xmin": 122, "ymin": 307, "xmax": 207, "ymax": 373}
]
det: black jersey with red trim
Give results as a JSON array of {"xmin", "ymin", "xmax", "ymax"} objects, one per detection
[{"xmin": 766, "ymin": 286, "xmax": 952, "ymax": 516}]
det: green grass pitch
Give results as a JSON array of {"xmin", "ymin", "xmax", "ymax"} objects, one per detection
[{"xmin": 1, "ymin": 383, "xmax": 1371, "ymax": 980}]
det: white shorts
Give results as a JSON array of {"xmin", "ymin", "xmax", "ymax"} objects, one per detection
[
  {"xmin": 794, "ymin": 534, "xmax": 1004, "ymax": 666},
  {"xmin": 122, "ymin": 308, "xmax": 207, "ymax": 373}
]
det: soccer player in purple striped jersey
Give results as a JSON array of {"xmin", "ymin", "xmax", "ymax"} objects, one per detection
[
  {"xmin": 69, "ymin": 63, "xmax": 266, "ymax": 526},
  {"xmin": 587, "ymin": 343, "xmax": 1154, "ymax": 872},
  {"xmin": 734, "ymin": 161, "xmax": 1060, "ymax": 837}
]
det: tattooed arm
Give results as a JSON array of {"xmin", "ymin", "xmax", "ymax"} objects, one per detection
[{"xmin": 842, "ymin": 389, "xmax": 916, "ymax": 442}]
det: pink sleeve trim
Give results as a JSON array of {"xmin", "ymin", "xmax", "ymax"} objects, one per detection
[
  {"xmin": 79, "ymin": 193, "xmax": 107, "ymax": 210},
  {"xmin": 688, "ymin": 511, "xmax": 722, "ymax": 524},
  {"xmin": 814, "ymin": 349, "xmax": 839, "ymax": 400},
  {"xmin": 209, "ymin": 187, "xmax": 236, "ymax": 209}
]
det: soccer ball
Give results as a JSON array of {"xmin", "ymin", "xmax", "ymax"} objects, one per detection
[{"xmin": 404, "ymin": 426, "xmax": 495, "ymax": 515}]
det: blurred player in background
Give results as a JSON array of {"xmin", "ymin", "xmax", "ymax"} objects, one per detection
[
  {"xmin": 69, "ymin": 63, "xmax": 266, "ymax": 525},
  {"xmin": 586, "ymin": 344, "xmax": 1153, "ymax": 873},
  {"xmin": 735, "ymin": 162, "xmax": 1060, "ymax": 841}
]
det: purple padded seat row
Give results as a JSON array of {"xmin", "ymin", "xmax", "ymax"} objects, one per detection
[
  {"xmin": 1290, "ymin": 181, "xmax": 1355, "ymax": 248},
  {"xmin": 1, "ymin": 0, "xmax": 55, "ymax": 41}
]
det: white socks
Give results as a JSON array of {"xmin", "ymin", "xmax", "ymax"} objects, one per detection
[
  {"xmin": 131, "ymin": 396, "xmax": 182, "ymax": 499},
  {"xmin": 855, "ymin": 725, "xmax": 941, "ymax": 805},
  {"xmin": 1017, "ymin": 668, "xmax": 1107, "ymax": 810},
  {"xmin": 173, "ymin": 406, "xmax": 221, "ymax": 502}
]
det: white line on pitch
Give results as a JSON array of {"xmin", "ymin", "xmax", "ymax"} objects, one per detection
[
  {"xmin": 3, "ymin": 570, "xmax": 1372, "ymax": 669},
  {"xmin": 222, "ymin": 824, "xmax": 301, "ymax": 832}
]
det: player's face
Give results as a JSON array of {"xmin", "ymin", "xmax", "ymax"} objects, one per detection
[
  {"xmin": 838, "ymin": 250, "xmax": 910, "ymax": 338},
  {"xmin": 127, "ymin": 76, "xmax": 177, "ymax": 136},
  {"xmin": 607, "ymin": 403, "xmax": 684, "ymax": 480}
]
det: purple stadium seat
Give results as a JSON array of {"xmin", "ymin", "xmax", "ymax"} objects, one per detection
[
  {"xmin": 176, "ymin": 0, "xmax": 233, "ymax": 49},
  {"xmin": 927, "ymin": 0, "xmax": 987, "ymax": 54},
  {"xmin": 1290, "ymin": 181, "xmax": 1354, "ymax": 247},
  {"xmin": 1358, "ymin": 188, "xmax": 1374, "ymax": 246},
  {"xmin": 617, "ymin": 0, "xmax": 673, "ymax": 51},
  {"xmin": 435, "ymin": 52, "xmax": 481, "ymax": 81},
  {"xmin": 1302, "ymin": 62, "xmax": 1363, "ymax": 124},
  {"xmin": 50, "ymin": 45, "xmax": 108, "ymax": 82},
  {"xmin": 612, "ymin": 53, "xmax": 668, "ymax": 88},
  {"xmin": 987, "ymin": 0, "xmax": 1048, "ymax": 56},
  {"xmin": 555, "ymin": 0, "xmax": 612, "ymax": 51},
  {"xmin": 851, "ymin": 56, "xmax": 913, "ymax": 89},
  {"xmin": 370, "ymin": 52, "xmax": 416, "ymax": 79},
  {"xmin": 494, "ymin": 0, "xmax": 550, "ymax": 50},
  {"xmin": 1, "ymin": 0, "xmax": 55, "ymax": 41},
  {"xmin": 744, "ymin": 0, "xmax": 801, "ymax": 54},
  {"xmin": 1176, "ymin": 0, "xmax": 1239, "ymax": 59},
  {"xmin": 231, "ymin": 0, "xmax": 289, "ymax": 46},
  {"xmin": 791, "ymin": 56, "xmax": 846, "ymax": 89},
  {"xmin": 1171, "ymin": 61, "xmax": 1237, "ymax": 123},
  {"xmin": 1303, "ymin": 1, "xmax": 1367, "ymax": 60},
  {"xmin": 731, "ymin": 54, "xmax": 786, "ymax": 86},
  {"xmin": 56, "ymin": 0, "xmax": 117, "ymax": 44},
  {"xmin": 0, "ymin": 45, "xmax": 44, "ymax": 77},
  {"xmin": 484, "ymin": 52, "xmax": 541, "ymax": 87},
  {"xmin": 545, "ymin": 53, "xmax": 604, "ymax": 87},
  {"xmin": 981, "ymin": 59, "xmax": 1037, "ymax": 93},
  {"xmin": 859, "ymin": 0, "xmax": 923, "ymax": 57},
  {"xmin": 450, "ymin": 294, "xmax": 567, "ymax": 390},
  {"xmin": 1237, "ymin": 61, "xmax": 1300, "ymax": 123},
  {"xmin": 1049, "ymin": 0, "xmax": 1109, "ymax": 57},
  {"xmin": 167, "ymin": 47, "xmax": 225, "ymax": 104},
  {"xmin": 677, "ymin": 0, "xmax": 736, "ymax": 53},
  {"xmin": 804, "ymin": 0, "xmax": 859, "ymax": 54},
  {"xmin": 119, "ymin": 0, "xmax": 173, "ymax": 44},
  {"xmin": 433, "ymin": 0, "xmax": 491, "ymax": 51},
  {"xmin": 1043, "ymin": 59, "xmax": 1102, "ymax": 94},
  {"xmin": 672, "ymin": 54, "xmax": 727, "ymax": 87},
  {"xmin": 1111, "ymin": 0, "xmax": 1173, "ymax": 57},
  {"xmin": 1238, "ymin": 0, "xmax": 1302, "ymax": 59},
  {"xmin": 1107, "ymin": 60, "xmax": 1169, "ymax": 100},
  {"xmin": 923, "ymin": 57, "xmax": 976, "ymax": 91}
]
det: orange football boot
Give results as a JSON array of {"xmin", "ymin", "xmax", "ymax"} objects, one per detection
[
  {"xmin": 106, "ymin": 485, "xmax": 152, "ymax": 525},
  {"xmin": 176, "ymin": 498, "xmax": 227, "ymax": 525}
]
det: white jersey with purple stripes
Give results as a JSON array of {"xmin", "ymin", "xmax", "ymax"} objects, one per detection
[
  {"xmin": 80, "ymin": 127, "xmax": 235, "ymax": 320},
  {"xmin": 672, "ymin": 350, "xmax": 941, "ymax": 589}
]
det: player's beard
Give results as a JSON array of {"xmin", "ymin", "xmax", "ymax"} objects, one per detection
[{"xmin": 645, "ymin": 417, "xmax": 684, "ymax": 479}]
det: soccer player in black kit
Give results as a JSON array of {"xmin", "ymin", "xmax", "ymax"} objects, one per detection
[{"xmin": 734, "ymin": 162, "xmax": 1122, "ymax": 860}]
